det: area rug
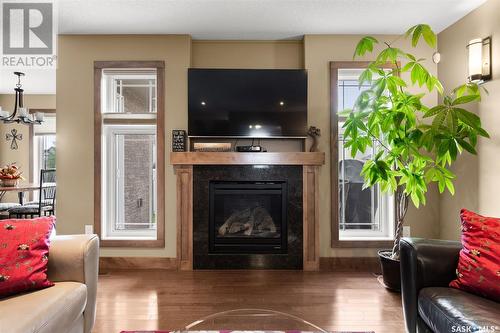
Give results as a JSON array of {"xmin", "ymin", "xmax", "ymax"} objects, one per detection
[{"xmin": 120, "ymin": 331, "xmax": 375, "ymax": 333}]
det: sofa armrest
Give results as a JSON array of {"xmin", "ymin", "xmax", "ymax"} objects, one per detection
[
  {"xmin": 400, "ymin": 237, "xmax": 462, "ymax": 333},
  {"xmin": 47, "ymin": 234, "xmax": 99, "ymax": 333}
]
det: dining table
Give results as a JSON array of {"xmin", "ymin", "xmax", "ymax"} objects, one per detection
[{"xmin": 0, "ymin": 183, "xmax": 43, "ymax": 204}]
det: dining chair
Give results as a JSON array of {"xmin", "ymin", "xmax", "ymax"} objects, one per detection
[
  {"xmin": 0, "ymin": 202, "xmax": 21, "ymax": 219},
  {"xmin": 8, "ymin": 169, "xmax": 56, "ymax": 218}
]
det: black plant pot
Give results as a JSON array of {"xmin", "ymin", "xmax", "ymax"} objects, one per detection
[{"xmin": 378, "ymin": 250, "xmax": 401, "ymax": 292}]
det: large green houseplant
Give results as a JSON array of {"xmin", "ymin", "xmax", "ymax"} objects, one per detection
[{"xmin": 342, "ymin": 25, "xmax": 489, "ymax": 289}]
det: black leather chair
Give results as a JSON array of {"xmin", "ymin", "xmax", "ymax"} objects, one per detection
[{"xmin": 400, "ymin": 238, "xmax": 500, "ymax": 333}]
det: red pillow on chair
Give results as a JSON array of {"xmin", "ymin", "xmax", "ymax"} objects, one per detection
[
  {"xmin": 449, "ymin": 209, "xmax": 500, "ymax": 301},
  {"xmin": 0, "ymin": 216, "xmax": 55, "ymax": 298}
]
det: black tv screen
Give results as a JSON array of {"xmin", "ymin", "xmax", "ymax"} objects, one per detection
[{"xmin": 188, "ymin": 69, "xmax": 307, "ymax": 137}]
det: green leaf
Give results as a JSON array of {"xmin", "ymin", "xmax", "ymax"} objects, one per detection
[
  {"xmin": 447, "ymin": 112, "xmax": 458, "ymax": 134},
  {"xmin": 453, "ymin": 84, "xmax": 467, "ymax": 97},
  {"xmin": 354, "ymin": 36, "xmax": 379, "ymax": 58},
  {"xmin": 390, "ymin": 75, "xmax": 407, "ymax": 87},
  {"xmin": 358, "ymin": 68, "xmax": 373, "ymax": 86},
  {"xmin": 432, "ymin": 110, "xmax": 448, "ymax": 130},
  {"xmin": 406, "ymin": 24, "xmax": 436, "ymax": 48},
  {"xmin": 402, "ymin": 61, "xmax": 414, "ymax": 73},
  {"xmin": 411, "ymin": 25, "xmax": 423, "ymax": 47},
  {"xmin": 454, "ymin": 108, "xmax": 490, "ymax": 138},
  {"xmin": 405, "ymin": 25, "xmax": 417, "ymax": 38},
  {"xmin": 410, "ymin": 63, "xmax": 429, "ymax": 87},
  {"xmin": 339, "ymin": 108, "xmax": 353, "ymax": 117},
  {"xmin": 410, "ymin": 191, "xmax": 420, "ymax": 207},
  {"xmin": 433, "ymin": 77, "xmax": 444, "ymax": 95},
  {"xmin": 476, "ymin": 127, "xmax": 490, "ymax": 138},
  {"xmin": 445, "ymin": 178, "xmax": 455, "ymax": 195},
  {"xmin": 377, "ymin": 47, "xmax": 400, "ymax": 63},
  {"xmin": 452, "ymin": 94, "xmax": 480, "ymax": 105},
  {"xmin": 424, "ymin": 105, "xmax": 446, "ymax": 118},
  {"xmin": 454, "ymin": 108, "xmax": 480, "ymax": 128},
  {"xmin": 406, "ymin": 53, "xmax": 416, "ymax": 61},
  {"xmin": 421, "ymin": 25, "xmax": 437, "ymax": 48},
  {"xmin": 456, "ymin": 138, "xmax": 477, "ymax": 155}
]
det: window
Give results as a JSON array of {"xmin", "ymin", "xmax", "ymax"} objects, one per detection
[
  {"xmin": 331, "ymin": 63, "xmax": 395, "ymax": 247},
  {"xmin": 102, "ymin": 71, "xmax": 157, "ymax": 114},
  {"xmin": 32, "ymin": 114, "xmax": 56, "ymax": 179},
  {"xmin": 102, "ymin": 125, "xmax": 157, "ymax": 239},
  {"xmin": 95, "ymin": 62, "xmax": 165, "ymax": 247}
]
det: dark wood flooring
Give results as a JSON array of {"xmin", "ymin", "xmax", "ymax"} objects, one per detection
[{"xmin": 94, "ymin": 270, "xmax": 405, "ymax": 333}]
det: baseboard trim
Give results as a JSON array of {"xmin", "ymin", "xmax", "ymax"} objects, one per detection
[
  {"xmin": 99, "ymin": 257, "xmax": 178, "ymax": 271},
  {"xmin": 99, "ymin": 256, "xmax": 380, "ymax": 272},
  {"xmin": 319, "ymin": 257, "xmax": 381, "ymax": 273}
]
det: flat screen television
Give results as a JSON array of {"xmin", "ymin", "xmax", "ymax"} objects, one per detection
[{"xmin": 188, "ymin": 69, "xmax": 307, "ymax": 137}]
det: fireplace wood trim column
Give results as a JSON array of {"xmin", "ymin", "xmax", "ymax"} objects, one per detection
[
  {"xmin": 303, "ymin": 165, "xmax": 320, "ymax": 271},
  {"xmin": 176, "ymin": 165, "xmax": 193, "ymax": 271},
  {"xmin": 171, "ymin": 152, "xmax": 325, "ymax": 271}
]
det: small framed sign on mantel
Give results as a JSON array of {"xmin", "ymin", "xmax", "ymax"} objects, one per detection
[{"xmin": 172, "ymin": 130, "xmax": 187, "ymax": 152}]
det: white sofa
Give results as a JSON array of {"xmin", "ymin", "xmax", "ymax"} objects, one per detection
[{"xmin": 0, "ymin": 235, "xmax": 99, "ymax": 333}]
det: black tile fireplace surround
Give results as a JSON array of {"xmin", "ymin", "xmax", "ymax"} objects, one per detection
[{"xmin": 193, "ymin": 165, "xmax": 303, "ymax": 269}]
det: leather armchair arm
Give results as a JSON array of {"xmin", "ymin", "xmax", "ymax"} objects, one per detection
[
  {"xmin": 47, "ymin": 234, "xmax": 99, "ymax": 333},
  {"xmin": 399, "ymin": 237, "xmax": 462, "ymax": 333}
]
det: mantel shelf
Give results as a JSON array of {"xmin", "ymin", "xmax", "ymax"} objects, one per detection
[{"xmin": 170, "ymin": 152, "xmax": 325, "ymax": 166}]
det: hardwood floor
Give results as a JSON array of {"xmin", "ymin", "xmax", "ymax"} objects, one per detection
[{"xmin": 94, "ymin": 270, "xmax": 405, "ymax": 333}]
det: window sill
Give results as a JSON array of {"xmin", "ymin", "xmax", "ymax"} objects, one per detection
[
  {"xmin": 99, "ymin": 239, "xmax": 165, "ymax": 248},
  {"xmin": 332, "ymin": 239, "xmax": 394, "ymax": 249}
]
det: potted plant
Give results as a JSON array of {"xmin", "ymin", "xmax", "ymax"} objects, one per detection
[
  {"xmin": 342, "ymin": 25, "xmax": 489, "ymax": 291},
  {"xmin": 0, "ymin": 163, "xmax": 25, "ymax": 187}
]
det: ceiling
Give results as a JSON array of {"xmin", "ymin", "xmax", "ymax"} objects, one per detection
[
  {"xmin": 0, "ymin": 0, "xmax": 487, "ymax": 94},
  {"xmin": 58, "ymin": 0, "xmax": 486, "ymax": 39}
]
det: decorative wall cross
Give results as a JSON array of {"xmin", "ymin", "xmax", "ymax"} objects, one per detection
[{"xmin": 5, "ymin": 129, "xmax": 22, "ymax": 150}]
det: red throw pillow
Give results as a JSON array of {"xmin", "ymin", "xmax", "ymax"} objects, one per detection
[
  {"xmin": 449, "ymin": 209, "xmax": 500, "ymax": 301},
  {"xmin": 0, "ymin": 216, "xmax": 56, "ymax": 298}
]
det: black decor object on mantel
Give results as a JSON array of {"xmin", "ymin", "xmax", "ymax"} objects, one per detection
[
  {"xmin": 172, "ymin": 130, "xmax": 187, "ymax": 152},
  {"xmin": 307, "ymin": 126, "xmax": 321, "ymax": 152}
]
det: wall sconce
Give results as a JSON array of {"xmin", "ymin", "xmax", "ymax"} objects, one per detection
[{"xmin": 467, "ymin": 37, "xmax": 492, "ymax": 83}]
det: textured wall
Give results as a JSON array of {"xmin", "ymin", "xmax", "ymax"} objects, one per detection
[
  {"xmin": 437, "ymin": 0, "xmax": 500, "ymax": 240},
  {"xmin": 56, "ymin": 35, "xmax": 442, "ymax": 258},
  {"xmin": 57, "ymin": 35, "xmax": 191, "ymax": 257}
]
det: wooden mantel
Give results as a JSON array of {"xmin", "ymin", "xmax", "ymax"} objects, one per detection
[
  {"xmin": 170, "ymin": 152, "xmax": 325, "ymax": 166},
  {"xmin": 171, "ymin": 151, "xmax": 325, "ymax": 271}
]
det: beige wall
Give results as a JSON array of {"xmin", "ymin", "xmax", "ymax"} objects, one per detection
[
  {"xmin": 192, "ymin": 40, "xmax": 303, "ymax": 68},
  {"xmin": 57, "ymin": 35, "xmax": 191, "ymax": 257},
  {"xmin": 437, "ymin": 0, "xmax": 500, "ymax": 240},
  {"xmin": 304, "ymin": 35, "xmax": 440, "ymax": 257},
  {"xmin": 57, "ymin": 34, "xmax": 441, "ymax": 258},
  {"xmin": 0, "ymin": 94, "xmax": 55, "ymax": 201}
]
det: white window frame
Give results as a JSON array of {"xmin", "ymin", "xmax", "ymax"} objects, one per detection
[
  {"xmin": 31, "ymin": 113, "xmax": 56, "ymax": 180},
  {"xmin": 332, "ymin": 64, "xmax": 397, "ymax": 244},
  {"xmin": 101, "ymin": 70, "xmax": 157, "ymax": 114},
  {"xmin": 99, "ymin": 67, "xmax": 159, "ymax": 241},
  {"xmin": 101, "ymin": 124, "xmax": 157, "ymax": 240}
]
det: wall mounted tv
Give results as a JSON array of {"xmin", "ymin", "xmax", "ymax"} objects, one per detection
[{"xmin": 188, "ymin": 68, "xmax": 307, "ymax": 137}]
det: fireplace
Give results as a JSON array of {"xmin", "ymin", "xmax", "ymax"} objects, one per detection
[
  {"xmin": 209, "ymin": 181, "xmax": 287, "ymax": 254},
  {"xmin": 192, "ymin": 165, "xmax": 303, "ymax": 269}
]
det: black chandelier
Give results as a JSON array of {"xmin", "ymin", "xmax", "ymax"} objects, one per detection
[{"xmin": 0, "ymin": 72, "xmax": 44, "ymax": 125}]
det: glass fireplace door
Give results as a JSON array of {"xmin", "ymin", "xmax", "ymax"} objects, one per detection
[{"xmin": 209, "ymin": 181, "xmax": 287, "ymax": 254}]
